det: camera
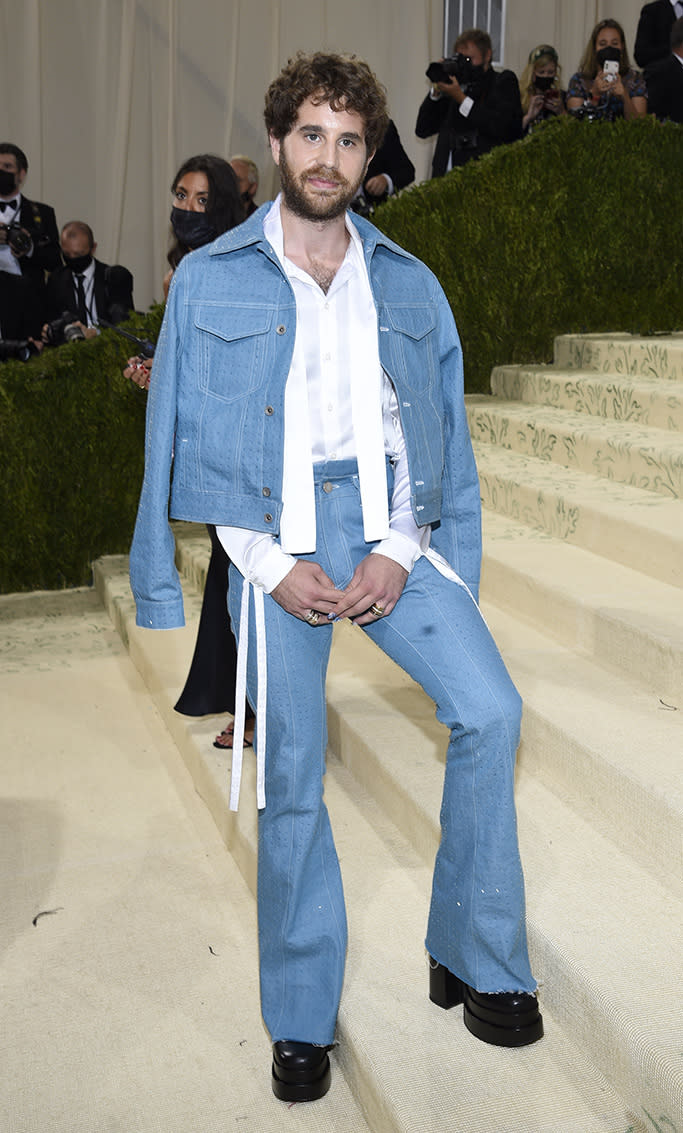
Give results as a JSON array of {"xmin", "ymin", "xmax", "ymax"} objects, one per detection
[
  {"xmin": 426, "ymin": 53, "xmax": 479, "ymax": 87},
  {"xmin": 0, "ymin": 222, "xmax": 33, "ymax": 256},
  {"xmin": 43, "ymin": 311, "xmax": 86, "ymax": 345},
  {"xmin": 0, "ymin": 338, "xmax": 40, "ymax": 363}
]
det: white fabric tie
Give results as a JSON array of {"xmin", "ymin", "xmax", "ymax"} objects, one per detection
[{"xmin": 229, "ymin": 583, "xmax": 267, "ymax": 810}]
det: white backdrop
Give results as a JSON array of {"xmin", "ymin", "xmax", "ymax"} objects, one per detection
[{"xmin": 2, "ymin": 0, "xmax": 643, "ymax": 310}]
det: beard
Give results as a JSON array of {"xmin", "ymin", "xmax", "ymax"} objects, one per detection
[{"xmin": 278, "ymin": 145, "xmax": 364, "ymax": 222}]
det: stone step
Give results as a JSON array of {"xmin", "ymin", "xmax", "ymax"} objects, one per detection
[
  {"xmin": 325, "ymin": 621, "xmax": 683, "ymax": 1128},
  {"xmin": 466, "ymin": 397, "xmax": 683, "ymax": 500},
  {"xmin": 489, "ymin": 363, "xmax": 683, "ymax": 430},
  {"xmin": 553, "ymin": 333, "xmax": 683, "ymax": 381},
  {"xmin": 471, "ymin": 441, "xmax": 683, "ymax": 589},
  {"xmin": 480, "ymin": 510, "xmax": 683, "ymax": 701},
  {"xmin": 93, "ymin": 552, "xmax": 658, "ymax": 1133}
]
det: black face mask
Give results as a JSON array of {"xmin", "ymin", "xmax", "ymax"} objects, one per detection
[
  {"xmin": 534, "ymin": 74, "xmax": 555, "ymax": 92},
  {"xmin": 63, "ymin": 253, "xmax": 93, "ymax": 273},
  {"xmin": 170, "ymin": 206, "xmax": 217, "ymax": 248},
  {"xmin": 596, "ymin": 46, "xmax": 621, "ymax": 67},
  {"xmin": 0, "ymin": 169, "xmax": 18, "ymax": 196}
]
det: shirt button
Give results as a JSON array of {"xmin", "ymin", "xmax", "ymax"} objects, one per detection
[
  {"xmin": 265, "ymin": 405, "xmax": 274, "ymax": 415},
  {"xmin": 262, "ymin": 487, "xmax": 271, "ymax": 497},
  {"xmin": 322, "ymin": 482, "xmax": 334, "ymax": 493},
  {"xmin": 323, "ymin": 352, "xmax": 331, "ymax": 361},
  {"xmin": 276, "ymin": 324, "xmax": 286, "ymax": 335},
  {"xmin": 264, "ymin": 513, "xmax": 273, "ymax": 522}
]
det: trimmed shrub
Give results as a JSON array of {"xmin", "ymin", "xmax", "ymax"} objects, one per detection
[
  {"xmin": 0, "ymin": 308, "xmax": 163, "ymax": 593},
  {"xmin": 373, "ymin": 116, "xmax": 683, "ymax": 393}
]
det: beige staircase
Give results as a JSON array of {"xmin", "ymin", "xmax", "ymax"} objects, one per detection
[{"xmin": 94, "ymin": 332, "xmax": 683, "ymax": 1132}]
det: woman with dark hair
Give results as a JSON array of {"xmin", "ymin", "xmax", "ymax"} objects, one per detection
[
  {"xmin": 126, "ymin": 153, "xmax": 254, "ymax": 748},
  {"xmin": 567, "ymin": 19, "xmax": 647, "ymax": 120}
]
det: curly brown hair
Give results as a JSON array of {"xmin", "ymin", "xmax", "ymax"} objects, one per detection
[{"xmin": 264, "ymin": 51, "xmax": 389, "ymax": 156}]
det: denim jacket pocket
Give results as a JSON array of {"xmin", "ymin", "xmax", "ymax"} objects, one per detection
[
  {"xmin": 384, "ymin": 305, "xmax": 438, "ymax": 393},
  {"xmin": 193, "ymin": 304, "xmax": 273, "ymax": 402}
]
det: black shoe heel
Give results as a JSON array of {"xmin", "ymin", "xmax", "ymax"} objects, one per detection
[{"xmin": 428, "ymin": 957, "xmax": 465, "ymax": 1009}]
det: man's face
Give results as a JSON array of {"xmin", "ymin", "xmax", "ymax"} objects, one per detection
[
  {"xmin": 61, "ymin": 228, "xmax": 94, "ymax": 260},
  {"xmin": 0, "ymin": 153, "xmax": 25, "ymax": 195},
  {"xmin": 270, "ymin": 95, "xmax": 372, "ymax": 222},
  {"xmin": 459, "ymin": 42, "xmax": 491, "ymax": 71}
]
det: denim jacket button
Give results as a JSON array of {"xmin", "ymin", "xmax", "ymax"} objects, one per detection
[
  {"xmin": 264, "ymin": 513, "xmax": 273, "ymax": 523},
  {"xmin": 276, "ymin": 324, "xmax": 286, "ymax": 335},
  {"xmin": 265, "ymin": 405, "xmax": 274, "ymax": 415},
  {"xmin": 262, "ymin": 487, "xmax": 271, "ymax": 497}
]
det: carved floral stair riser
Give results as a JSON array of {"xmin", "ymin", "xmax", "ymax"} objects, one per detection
[
  {"xmin": 467, "ymin": 400, "xmax": 683, "ymax": 500},
  {"xmin": 490, "ymin": 367, "xmax": 683, "ymax": 432},
  {"xmin": 553, "ymin": 333, "xmax": 683, "ymax": 381}
]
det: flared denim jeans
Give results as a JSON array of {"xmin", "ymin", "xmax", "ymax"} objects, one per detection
[{"xmin": 228, "ymin": 459, "xmax": 536, "ymax": 1045}]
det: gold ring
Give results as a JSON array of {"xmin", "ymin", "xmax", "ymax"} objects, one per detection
[
  {"xmin": 370, "ymin": 603, "xmax": 385, "ymax": 618},
  {"xmin": 305, "ymin": 610, "xmax": 320, "ymax": 626}
]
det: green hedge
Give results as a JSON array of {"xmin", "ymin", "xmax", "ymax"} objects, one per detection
[
  {"xmin": 0, "ymin": 308, "xmax": 163, "ymax": 593},
  {"xmin": 373, "ymin": 116, "xmax": 683, "ymax": 393}
]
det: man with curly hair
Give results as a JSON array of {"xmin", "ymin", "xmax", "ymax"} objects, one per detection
[{"xmin": 130, "ymin": 51, "xmax": 542, "ymax": 1102}]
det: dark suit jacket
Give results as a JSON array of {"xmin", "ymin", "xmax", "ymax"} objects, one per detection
[
  {"xmin": 16, "ymin": 197, "xmax": 61, "ymax": 282},
  {"xmin": 0, "ymin": 196, "xmax": 60, "ymax": 334},
  {"xmin": 45, "ymin": 259, "xmax": 134, "ymax": 329},
  {"xmin": 364, "ymin": 119, "xmax": 415, "ymax": 198},
  {"xmin": 635, "ymin": 0, "xmax": 676, "ymax": 68},
  {"xmin": 416, "ymin": 68, "xmax": 523, "ymax": 177},
  {"xmin": 645, "ymin": 51, "xmax": 683, "ymax": 119},
  {"xmin": 0, "ymin": 270, "xmax": 44, "ymax": 340}
]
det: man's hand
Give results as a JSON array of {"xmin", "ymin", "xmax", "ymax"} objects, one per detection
[
  {"xmin": 271, "ymin": 560, "xmax": 345, "ymax": 624},
  {"xmin": 436, "ymin": 74, "xmax": 465, "ymax": 103},
  {"xmin": 332, "ymin": 553, "xmax": 408, "ymax": 626},
  {"xmin": 364, "ymin": 173, "xmax": 389, "ymax": 198}
]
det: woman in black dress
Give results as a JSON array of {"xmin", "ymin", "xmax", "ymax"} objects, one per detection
[{"xmin": 126, "ymin": 154, "xmax": 255, "ymax": 747}]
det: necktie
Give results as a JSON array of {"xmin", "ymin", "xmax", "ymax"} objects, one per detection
[
  {"xmin": 0, "ymin": 200, "xmax": 17, "ymax": 212},
  {"xmin": 75, "ymin": 274, "xmax": 88, "ymax": 324}
]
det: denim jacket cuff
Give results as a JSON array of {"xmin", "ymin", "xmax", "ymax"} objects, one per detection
[{"xmin": 134, "ymin": 598, "xmax": 185, "ymax": 630}]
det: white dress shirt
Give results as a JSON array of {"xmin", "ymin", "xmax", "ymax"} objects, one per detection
[
  {"xmin": 217, "ymin": 197, "xmax": 430, "ymax": 593},
  {"xmin": 71, "ymin": 257, "xmax": 98, "ymax": 326},
  {"xmin": 0, "ymin": 193, "xmax": 22, "ymax": 276}
]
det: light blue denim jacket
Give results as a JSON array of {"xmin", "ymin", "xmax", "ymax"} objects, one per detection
[{"xmin": 129, "ymin": 204, "xmax": 481, "ymax": 628}]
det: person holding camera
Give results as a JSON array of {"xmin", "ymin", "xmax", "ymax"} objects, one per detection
[
  {"xmin": 43, "ymin": 221, "xmax": 134, "ymax": 346},
  {"xmin": 0, "ymin": 143, "xmax": 60, "ymax": 340},
  {"xmin": 566, "ymin": 19, "xmax": 647, "ymax": 121},
  {"xmin": 416, "ymin": 28, "xmax": 523, "ymax": 177},
  {"xmin": 519, "ymin": 44, "xmax": 566, "ymax": 133}
]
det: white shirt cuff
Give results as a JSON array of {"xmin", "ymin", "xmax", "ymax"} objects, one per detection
[{"xmin": 215, "ymin": 526, "xmax": 297, "ymax": 593}]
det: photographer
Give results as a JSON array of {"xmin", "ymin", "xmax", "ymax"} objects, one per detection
[
  {"xmin": 416, "ymin": 28, "xmax": 522, "ymax": 177},
  {"xmin": 44, "ymin": 221, "xmax": 134, "ymax": 345},
  {"xmin": 566, "ymin": 20, "xmax": 647, "ymax": 121},
  {"xmin": 0, "ymin": 143, "xmax": 60, "ymax": 338}
]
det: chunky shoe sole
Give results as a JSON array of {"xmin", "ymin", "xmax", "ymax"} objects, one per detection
[
  {"xmin": 271, "ymin": 1048, "xmax": 331, "ymax": 1102},
  {"xmin": 429, "ymin": 958, "xmax": 544, "ymax": 1047}
]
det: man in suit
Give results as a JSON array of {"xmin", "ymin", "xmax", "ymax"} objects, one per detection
[
  {"xmin": 634, "ymin": 0, "xmax": 682, "ymax": 68},
  {"xmin": 416, "ymin": 28, "xmax": 522, "ymax": 177},
  {"xmin": 361, "ymin": 118, "xmax": 415, "ymax": 203},
  {"xmin": 44, "ymin": 221, "xmax": 134, "ymax": 343},
  {"xmin": 0, "ymin": 143, "xmax": 60, "ymax": 339},
  {"xmin": 645, "ymin": 16, "xmax": 683, "ymax": 119}
]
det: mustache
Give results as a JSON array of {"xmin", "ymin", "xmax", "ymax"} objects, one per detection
[{"xmin": 304, "ymin": 165, "xmax": 348, "ymax": 186}]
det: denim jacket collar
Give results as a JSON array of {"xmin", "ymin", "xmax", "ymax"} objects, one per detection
[{"xmin": 208, "ymin": 200, "xmax": 416, "ymax": 269}]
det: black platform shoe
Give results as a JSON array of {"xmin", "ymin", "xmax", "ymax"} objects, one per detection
[
  {"xmin": 271, "ymin": 1040, "xmax": 332, "ymax": 1102},
  {"xmin": 429, "ymin": 958, "xmax": 544, "ymax": 1047}
]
